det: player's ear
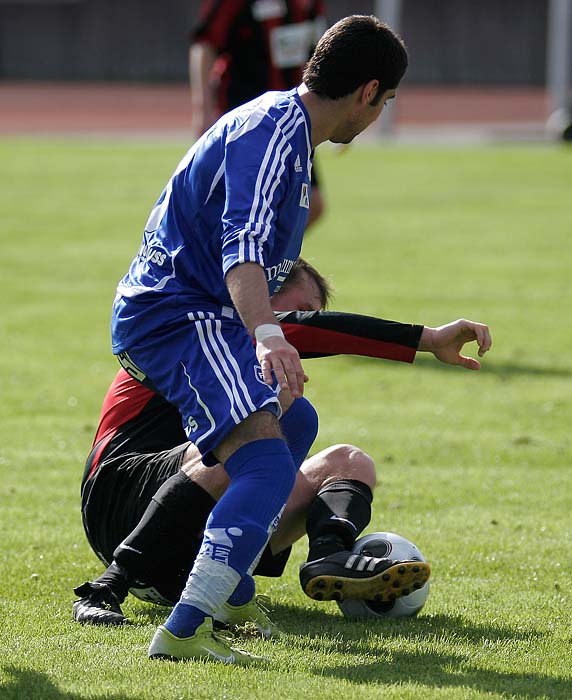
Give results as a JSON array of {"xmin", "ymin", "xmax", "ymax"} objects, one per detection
[{"xmin": 362, "ymin": 79, "xmax": 380, "ymax": 106}]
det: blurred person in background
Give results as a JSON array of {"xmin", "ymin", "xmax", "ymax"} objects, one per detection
[{"xmin": 189, "ymin": 0, "xmax": 327, "ymax": 226}]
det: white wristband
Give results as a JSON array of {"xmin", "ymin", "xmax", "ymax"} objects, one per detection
[{"xmin": 254, "ymin": 323, "xmax": 285, "ymax": 343}]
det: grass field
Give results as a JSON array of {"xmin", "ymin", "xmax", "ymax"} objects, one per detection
[{"xmin": 1, "ymin": 138, "xmax": 571, "ymax": 700}]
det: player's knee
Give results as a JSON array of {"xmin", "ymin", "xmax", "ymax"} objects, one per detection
[
  {"xmin": 322, "ymin": 444, "xmax": 377, "ymax": 490},
  {"xmin": 263, "ymin": 444, "xmax": 297, "ymax": 501},
  {"xmin": 184, "ymin": 462, "xmax": 230, "ymax": 501},
  {"xmin": 281, "ymin": 397, "xmax": 319, "ymax": 469},
  {"xmin": 224, "ymin": 433, "xmax": 297, "ymax": 497},
  {"xmin": 294, "ymin": 397, "xmax": 319, "ymax": 445},
  {"xmin": 215, "ymin": 410, "xmax": 282, "ymax": 463}
]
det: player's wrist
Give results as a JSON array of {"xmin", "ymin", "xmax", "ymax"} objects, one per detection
[
  {"xmin": 254, "ymin": 323, "xmax": 285, "ymax": 343},
  {"xmin": 418, "ymin": 326, "xmax": 436, "ymax": 352}
]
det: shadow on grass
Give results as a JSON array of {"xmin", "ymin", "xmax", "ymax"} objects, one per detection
[
  {"xmin": 350, "ymin": 353, "xmax": 571, "ymax": 378},
  {"xmin": 104, "ymin": 601, "xmax": 569, "ymax": 698},
  {"xmin": 271, "ymin": 603, "xmax": 542, "ymax": 645},
  {"xmin": 129, "ymin": 600, "xmax": 544, "ymax": 647},
  {"xmin": 129, "ymin": 604, "xmax": 172, "ymax": 625},
  {"xmin": 272, "ymin": 604, "xmax": 569, "ymax": 699},
  {"xmin": 321, "ymin": 651, "xmax": 571, "ymax": 700},
  {"xmin": 0, "ymin": 666, "xmax": 138, "ymax": 700}
]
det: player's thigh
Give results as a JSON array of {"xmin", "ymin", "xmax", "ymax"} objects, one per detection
[{"xmin": 123, "ymin": 312, "xmax": 281, "ymax": 466}]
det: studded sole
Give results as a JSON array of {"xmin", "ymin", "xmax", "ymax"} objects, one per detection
[{"xmin": 302, "ymin": 562, "xmax": 431, "ymax": 602}]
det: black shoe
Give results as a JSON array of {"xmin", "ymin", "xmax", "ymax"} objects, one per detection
[
  {"xmin": 72, "ymin": 582, "xmax": 128, "ymax": 625},
  {"xmin": 299, "ymin": 551, "xmax": 431, "ymax": 602}
]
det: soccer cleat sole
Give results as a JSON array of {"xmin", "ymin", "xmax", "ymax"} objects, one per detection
[
  {"xmin": 148, "ymin": 651, "xmax": 268, "ymax": 665},
  {"xmin": 302, "ymin": 562, "xmax": 431, "ymax": 602}
]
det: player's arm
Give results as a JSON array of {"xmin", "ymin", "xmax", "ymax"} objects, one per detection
[
  {"xmin": 226, "ymin": 263, "xmax": 307, "ymax": 397},
  {"xmin": 221, "ymin": 110, "xmax": 307, "ymax": 394},
  {"xmin": 189, "ymin": 0, "xmax": 245, "ymax": 136},
  {"xmin": 276, "ymin": 311, "xmax": 491, "ymax": 369},
  {"xmin": 276, "ymin": 310, "xmax": 423, "ymax": 362},
  {"xmin": 220, "ymin": 113, "xmax": 295, "ymax": 272},
  {"xmin": 189, "ymin": 41, "xmax": 217, "ymax": 137}
]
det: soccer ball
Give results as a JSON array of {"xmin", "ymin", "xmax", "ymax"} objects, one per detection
[{"xmin": 337, "ymin": 531, "xmax": 430, "ymax": 619}]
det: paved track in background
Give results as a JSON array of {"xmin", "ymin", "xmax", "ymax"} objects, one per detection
[{"xmin": 0, "ymin": 82, "xmax": 551, "ymax": 141}]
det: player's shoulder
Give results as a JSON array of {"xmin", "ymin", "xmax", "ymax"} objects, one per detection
[
  {"xmin": 264, "ymin": 89, "xmax": 309, "ymax": 127},
  {"xmin": 224, "ymin": 90, "xmax": 309, "ymax": 147}
]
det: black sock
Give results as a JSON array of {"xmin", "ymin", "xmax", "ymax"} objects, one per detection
[
  {"xmin": 306, "ymin": 479, "xmax": 373, "ymax": 562},
  {"xmin": 92, "ymin": 560, "xmax": 131, "ymax": 604},
  {"xmin": 113, "ymin": 471, "xmax": 216, "ymax": 587}
]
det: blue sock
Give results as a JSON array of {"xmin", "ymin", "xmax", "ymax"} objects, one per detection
[
  {"xmin": 222, "ymin": 438, "xmax": 297, "ymax": 521},
  {"xmin": 165, "ymin": 438, "xmax": 296, "ymax": 637},
  {"xmin": 280, "ymin": 397, "xmax": 319, "ymax": 469},
  {"xmin": 227, "ymin": 574, "xmax": 256, "ymax": 607},
  {"xmin": 164, "ymin": 603, "xmax": 208, "ymax": 638}
]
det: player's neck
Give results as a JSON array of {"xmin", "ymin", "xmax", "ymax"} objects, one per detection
[{"xmin": 298, "ymin": 84, "xmax": 352, "ymax": 149}]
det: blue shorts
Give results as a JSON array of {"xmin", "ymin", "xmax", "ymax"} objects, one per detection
[{"xmin": 117, "ymin": 306, "xmax": 281, "ymax": 466}]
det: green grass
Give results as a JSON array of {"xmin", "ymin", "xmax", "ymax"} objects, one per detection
[{"xmin": 1, "ymin": 138, "xmax": 571, "ymax": 700}]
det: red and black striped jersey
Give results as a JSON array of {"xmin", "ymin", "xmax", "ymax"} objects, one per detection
[
  {"xmin": 192, "ymin": 0, "xmax": 326, "ymax": 112},
  {"xmin": 86, "ymin": 310, "xmax": 423, "ymax": 478}
]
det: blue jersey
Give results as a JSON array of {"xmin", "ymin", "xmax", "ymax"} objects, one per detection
[{"xmin": 111, "ymin": 88, "xmax": 312, "ymax": 354}]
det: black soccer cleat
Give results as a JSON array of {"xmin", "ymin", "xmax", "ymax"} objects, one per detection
[
  {"xmin": 72, "ymin": 581, "xmax": 128, "ymax": 626},
  {"xmin": 299, "ymin": 551, "xmax": 431, "ymax": 602}
]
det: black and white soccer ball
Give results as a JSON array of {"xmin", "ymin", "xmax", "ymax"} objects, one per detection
[{"xmin": 337, "ymin": 531, "xmax": 430, "ymax": 619}]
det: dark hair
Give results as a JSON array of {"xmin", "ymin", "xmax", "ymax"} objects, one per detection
[
  {"xmin": 303, "ymin": 15, "xmax": 408, "ymax": 100},
  {"xmin": 280, "ymin": 258, "xmax": 333, "ymax": 309}
]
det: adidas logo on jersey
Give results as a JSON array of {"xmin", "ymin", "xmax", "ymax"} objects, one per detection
[
  {"xmin": 299, "ymin": 182, "xmax": 310, "ymax": 209},
  {"xmin": 294, "ymin": 154, "xmax": 303, "ymax": 173}
]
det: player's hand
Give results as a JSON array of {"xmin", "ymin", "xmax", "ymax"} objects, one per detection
[
  {"xmin": 419, "ymin": 319, "xmax": 492, "ymax": 370},
  {"xmin": 256, "ymin": 335, "xmax": 308, "ymax": 397}
]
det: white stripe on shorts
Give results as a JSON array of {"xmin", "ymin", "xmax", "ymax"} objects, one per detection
[
  {"xmin": 203, "ymin": 319, "xmax": 256, "ymax": 417},
  {"xmin": 212, "ymin": 319, "xmax": 258, "ymax": 414},
  {"xmin": 195, "ymin": 322, "xmax": 244, "ymax": 424}
]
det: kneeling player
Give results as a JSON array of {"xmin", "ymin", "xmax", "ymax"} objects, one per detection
[{"xmin": 74, "ymin": 259, "xmax": 491, "ymax": 639}]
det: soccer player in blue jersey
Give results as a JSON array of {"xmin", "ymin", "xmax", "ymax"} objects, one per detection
[{"xmin": 111, "ymin": 15, "xmax": 419, "ymax": 664}]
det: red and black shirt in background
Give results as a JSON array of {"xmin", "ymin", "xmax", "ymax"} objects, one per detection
[{"xmin": 192, "ymin": 0, "xmax": 327, "ymax": 113}]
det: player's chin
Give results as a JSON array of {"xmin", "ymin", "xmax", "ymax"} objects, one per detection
[{"xmin": 331, "ymin": 134, "xmax": 355, "ymax": 145}]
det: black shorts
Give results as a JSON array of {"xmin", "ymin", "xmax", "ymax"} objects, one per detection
[
  {"xmin": 81, "ymin": 394, "xmax": 292, "ymax": 604},
  {"xmin": 81, "ymin": 443, "xmax": 188, "ymax": 570}
]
